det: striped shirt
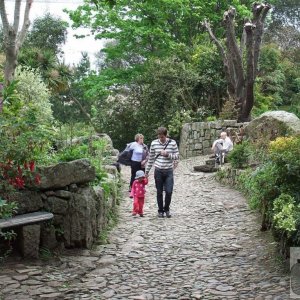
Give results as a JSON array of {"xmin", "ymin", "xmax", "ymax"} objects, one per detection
[{"xmin": 145, "ymin": 138, "xmax": 179, "ymax": 174}]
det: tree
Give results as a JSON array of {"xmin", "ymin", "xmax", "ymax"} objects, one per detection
[
  {"xmin": 204, "ymin": 3, "xmax": 271, "ymax": 122},
  {"xmin": 0, "ymin": 0, "xmax": 33, "ymax": 84},
  {"xmin": 67, "ymin": 0, "xmax": 256, "ymax": 93},
  {"xmin": 269, "ymin": 0, "xmax": 300, "ymax": 29},
  {"xmin": 23, "ymin": 13, "xmax": 68, "ymax": 55}
]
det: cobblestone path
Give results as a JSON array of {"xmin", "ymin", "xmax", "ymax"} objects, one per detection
[{"xmin": 0, "ymin": 156, "xmax": 290, "ymax": 299}]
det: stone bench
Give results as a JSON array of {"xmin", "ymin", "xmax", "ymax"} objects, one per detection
[{"xmin": 0, "ymin": 211, "xmax": 54, "ymax": 258}]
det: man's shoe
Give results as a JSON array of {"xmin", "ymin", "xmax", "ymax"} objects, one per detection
[
  {"xmin": 165, "ymin": 211, "xmax": 172, "ymax": 218},
  {"xmin": 139, "ymin": 214, "xmax": 144, "ymax": 217},
  {"xmin": 158, "ymin": 212, "xmax": 164, "ymax": 218}
]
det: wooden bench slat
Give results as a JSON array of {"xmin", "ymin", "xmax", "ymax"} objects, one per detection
[{"xmin": 0, "ymin": 212, "xmax": 54, "ymax": 229}]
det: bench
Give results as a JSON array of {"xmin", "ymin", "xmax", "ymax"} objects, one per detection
[{"xmin": 0, "ymin": 211, "xmax": 54, "ymax": 258}]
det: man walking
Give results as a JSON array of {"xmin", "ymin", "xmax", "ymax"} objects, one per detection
[{"xmin": 145, "ymin": 127, "xmax": 179, "ymax": 218}]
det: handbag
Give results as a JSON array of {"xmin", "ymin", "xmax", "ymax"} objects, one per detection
[{"xmin": 117, "ymin": 143, "xmax": 134, "ymax": 166}]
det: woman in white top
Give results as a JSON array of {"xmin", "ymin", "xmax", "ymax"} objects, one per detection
[{"xmin": 128, "ymin": 133, "xmax": 149, "ymax": 191}]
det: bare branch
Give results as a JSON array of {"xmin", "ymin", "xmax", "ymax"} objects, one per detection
[
  {"xmin": 13, "ymin": 0, "xmax": 22, "ymax": 32},
  {"xmin": 0, "ymin": 0, "xmax": 9, "ymax": 33},
  {"xmin": 243, "ymin": 23, "xmax": 255, "ymax": 120},
  {"xmin": 223, "ymin": 7, "xmax": 245, "ymax": 99},
  {"xmin": 203, "ymin": 19, "xmax": 235, "ymax": 96},
  {"xmin": 17, "ymin": 0, "xmax": 33, "ymax": 50},
  {"xmin": 252, "ymin": 3, "xmax": 264, "ymax": 22},
  {"xmin": 260, "ymin": 3, "xmax": 272, "ymax": 23},
  {"xmin": 70, "ymin": 94, "xmax": 98, "ymax": 131},
  {"xmin": 203, "ymin": 20, "xmax": 226, "ymax": 59},
  {"xmin": 252, "ymin": 3, "xmax": 271, "ymax": 77}
]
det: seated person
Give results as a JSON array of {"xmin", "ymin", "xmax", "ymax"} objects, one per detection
[{"xmin": 211, "ymin": 131, "xmax": 233, "ymax": 163}]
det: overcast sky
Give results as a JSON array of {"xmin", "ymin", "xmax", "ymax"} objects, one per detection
[{"xmin": 4, "ymin": 0, "xmax": 105, "ymax": 67}]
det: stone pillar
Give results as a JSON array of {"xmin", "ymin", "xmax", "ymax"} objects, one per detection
[{"xmin": 20, "ymin": 224, "xmax": 41, "ymax": 258}]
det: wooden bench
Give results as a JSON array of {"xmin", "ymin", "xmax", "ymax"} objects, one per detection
[{"xmin": 0, "ymin": 211, "xmax": 54, "ymax": 258}]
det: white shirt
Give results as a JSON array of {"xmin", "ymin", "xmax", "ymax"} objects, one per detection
[
  {"xmin": 129, "ymin": 142, "xmax": 144, "ymax": 162},
  {"xmin": 213, "ymin": 137, "xmax": 233, "ymax": 152}
]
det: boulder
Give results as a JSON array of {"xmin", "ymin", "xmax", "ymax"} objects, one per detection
[
  {"xmin": 194, "ymin": 165, "xmax": 218, "ymax": 173},
  {"xmin": 245, "ymin": 111, "xmax": 300, "ymax": 141},
  {"xmin": 39, "ymin": 159, "xmax": 95, "ymax": 190},
  {"xmin": 0, "ymin": 190, "xmax": 43, "ymax": 214}
]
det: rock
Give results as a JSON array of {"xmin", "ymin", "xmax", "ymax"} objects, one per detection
[
  {"xmin": 39, "ymin": 159, "xmax": 96, "ymax": 190},
  {"xmin": 245, "ymin": 110, "xmax": 300, "ymax": 141},
  {"xmin": 1, "ymin": 190, "xmax": 43, "ymax": 214},
  {"xmin": 194, "ymin": 165, "xmax": 218, "ymax": 172}
]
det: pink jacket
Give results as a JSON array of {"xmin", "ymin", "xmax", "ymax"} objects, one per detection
[{"xmin": 130, "ymin": 178, "xmax": 148, "ymax": 198}]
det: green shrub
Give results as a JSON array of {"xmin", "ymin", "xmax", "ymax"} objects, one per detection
[
  {"xmin": 0, "ymin": 198, "xmax": 18, "ymax": 219},
  {"xmin": 273, "ymin": 193, "xmax": 298, "ymax": 234},
  {"xmin": 227, "ymin": 141, "xmax": 251, "ymax": 169},
  {"xmin": 236, "ymin": 136, "xmax": 300, "ymax": 251},
  {"xmin": 240, "ymin": 162, "xmax": 280, "ymax": 210},
  {"xmin": 52, "ymin": 137, "xmax": 109, "ymax": 186},
  {"xmin": 206, "ymin": 116, "xmax": 217, "ymax": 122},
  {"xmin": 56, "ymin": 144, "xmax": 89, "ymax": 162},
  {"xmin": 0, "ymin": 198, "xmax": 18, "ymax": 263},
  {"xmin": 269, "ymin": 136, "xmax": 300, "ymax": 199}
]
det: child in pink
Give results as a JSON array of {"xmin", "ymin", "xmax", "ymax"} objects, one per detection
[{"xmin": 130, "ymin": 170, "xmax": 148, "ymax": 217}]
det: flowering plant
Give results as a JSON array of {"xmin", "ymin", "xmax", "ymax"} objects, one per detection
[{"xmin": 0, "ymin": 160, "xmax": 41, "ymax": 190}]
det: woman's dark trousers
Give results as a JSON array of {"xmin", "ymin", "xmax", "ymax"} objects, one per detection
[{"xmin": 129, "ymin": 161, "xmax": 144, "ymax": 190}]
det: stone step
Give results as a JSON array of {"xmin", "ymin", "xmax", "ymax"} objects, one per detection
[
  {"xmin": 205, "ymin": 159, "xmax": 216, "ymax": 166},
  {"xmin": 193, "ymin": 165, "xmax": 218, "ymax": 172}
]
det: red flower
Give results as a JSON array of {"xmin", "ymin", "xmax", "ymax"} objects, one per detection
[
  {"xmin": 29, "ymin": 161, "xmax": 35, "ymax": 172},
  {"xmin": 17, "ymin": 165, "xmax": 22, "ymax": 175},
  {"xmin": 15, "ymin": 177, "xmax": 25, "ymax": 189},
  {"xmin": 34, "ymin": 174, "xmax": 41, "ymax": 185}
]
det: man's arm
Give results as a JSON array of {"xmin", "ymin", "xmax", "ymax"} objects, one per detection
[
  {"xmin": 160, "ymin": 140, "xmax": 179, "ymax": 161},
  {"xmin": 211, "ymin": 139, "xmax": 218, "ymax": 150},
  {"xmin": 169, "ymin": 140, "xmax": 179, "ymax": 161},
  {"xmin": 145, "ymin": 141, "xmax": 156, "ymax": 176}
]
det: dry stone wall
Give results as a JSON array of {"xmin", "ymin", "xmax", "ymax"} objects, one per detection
[
  {"xmin": 179, "ymin": 120, "xmax": 246, "ymax": 159},
  {"xmin": 1, "ymin": 159, "xmax": 121, "ymax": 254}
]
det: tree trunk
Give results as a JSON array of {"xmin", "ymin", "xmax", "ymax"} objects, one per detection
[
  {"xmin": 241, "ymin": 23, "xmax": 255, "ymax": 122},
  {"xmin": 203, "ymin": 3, "xmax": 270, "ymax": 122},
  {"xmin": 0, "ymin": 0, "xmax": 33, "ymax": 85}
]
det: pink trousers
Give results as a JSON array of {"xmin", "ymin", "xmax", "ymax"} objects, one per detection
[{"xmin": 133, "ymin": 197, "xmax": 145, "ymax": 215}]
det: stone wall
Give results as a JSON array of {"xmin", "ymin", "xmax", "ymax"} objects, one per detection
[
  {"xmin": 1, "ymin": 159, "xmax": 121, "ymax": 253},
  {"xmin": 179, "ymin": 120, "xmax": 246, "ymax": 159}
]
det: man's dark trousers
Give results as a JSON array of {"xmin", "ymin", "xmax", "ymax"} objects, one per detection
[{"xmin": 154, "ymin": 168, "xmax": 174, "ymax": 213}]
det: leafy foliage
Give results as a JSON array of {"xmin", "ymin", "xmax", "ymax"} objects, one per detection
[
  {"xmin": 268, "ymin": 136, "xmax": 300, "ymax": 195},
  {"xmin": 254, "ymin": 43, "xmax": 300, "ymax": 117},
  {"xmin": 0, "ymin": 198, "xmax": 18, "ymax": 264},
  {"xmin": 236, "ymin": 135, "xmax": 300, "ymax": 249},
  {"xmin": 14, "ymin": 66, "xmax": 53, "ymax": 124},
  {"xmin": 273, "ymin": 193, "xmax": 299, "ymax": 234},
  {"xmin": 0, "ymin": 198, "xmax": 18, "ymax": 219},
  {"xmin": 227, "ymin": 141, "xmax": 251, "ymax": 169},
  {"xmin": 23, "ymin": 13, "xmax": 68, "ymax": 55},
  {"xmin": 0, "ymin": 67, "xmax": 54, "ymax": 171},
  {"xmin": 52, "ymin": 136, "xmax": 111, "ymax": 186},
  {"xmin": 66, "ymin": 0, "xmax": 255, "ymax": 95}
]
